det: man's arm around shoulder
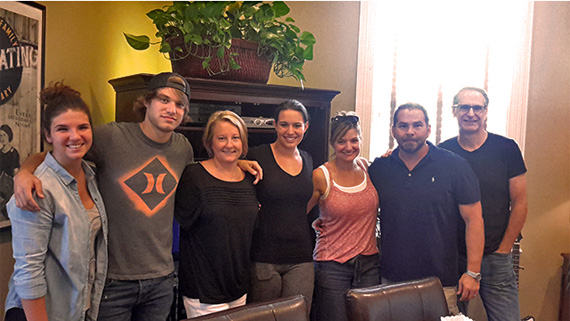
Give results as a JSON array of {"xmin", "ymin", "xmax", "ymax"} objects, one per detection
[{"xmin": 13, "ymin": 151, "xmax": 47, "ymax": 212}]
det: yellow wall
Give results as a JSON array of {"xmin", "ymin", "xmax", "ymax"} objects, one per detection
[{"xmin": 41, "ymin": 1, "xmax": 171, "ymax": 125}]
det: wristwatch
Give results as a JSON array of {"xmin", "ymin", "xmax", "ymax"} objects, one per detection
[{"xmin": 465, "ymin": 270, "xmax": 482, "ymax": 282}]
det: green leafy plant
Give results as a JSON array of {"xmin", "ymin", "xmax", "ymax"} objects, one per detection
[{"xmin": 124, "ymin": 1, "xmax": 316, "ymax": 83}]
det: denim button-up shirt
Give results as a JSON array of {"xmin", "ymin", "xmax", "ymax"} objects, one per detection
[{"xmin": 5, "ymin": 152, "xmax": 108, "ymax": 321}]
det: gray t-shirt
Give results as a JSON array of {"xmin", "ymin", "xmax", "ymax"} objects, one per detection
[{"xmin": 88, "ymin": 122, "xmax": 193, "ymax": 280}]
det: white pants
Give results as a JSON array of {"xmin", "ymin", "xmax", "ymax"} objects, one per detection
[{"xmin": 183, "ymin": 294, "xmax": 247, "ymax": 318}]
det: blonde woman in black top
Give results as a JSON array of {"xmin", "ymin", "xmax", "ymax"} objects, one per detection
[{"xmin": 175, "ymin": 111, "xmax": 259, "ymax": 318}]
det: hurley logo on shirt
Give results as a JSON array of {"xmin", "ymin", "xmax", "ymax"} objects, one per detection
[{"xmin": 119, "ymin": 156, "xmax": 178, "ymax": 217}]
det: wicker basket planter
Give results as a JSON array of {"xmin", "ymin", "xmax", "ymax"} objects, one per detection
[{"xmin": 169, "ymin": 38, "xmax": 272, "ymax": 84}]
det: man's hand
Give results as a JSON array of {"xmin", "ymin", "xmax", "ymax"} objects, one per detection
[
  {"xmin": 457, "ymin": 273, "xmax": 480, "ymax": 301},
  {"xmin": 495, "ymin": 245, "xmax": 514, "ymax": 254},
  {"xmin": 237, "ymin": 160, "xmax": 263, "ymax": 184},
  {"xmin": 311, "ymin": 217, "xmax": 324, "ymax": 237},
  {"xmin": 381, "ymin": 149, "xmax": 393, "ymax": 158},
  {"xmin": 13, "ymin": 171, "xmax": 44, "ymax": 212}
]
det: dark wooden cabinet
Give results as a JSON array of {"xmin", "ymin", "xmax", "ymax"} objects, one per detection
[{"xmin": 109, "ymin": 74, "xmax": 339, "ymax": 167}]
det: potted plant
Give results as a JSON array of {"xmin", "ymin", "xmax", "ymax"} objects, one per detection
[{"xmin": 124, "ymin": 1, "xmax": 316, "ymax": 85}]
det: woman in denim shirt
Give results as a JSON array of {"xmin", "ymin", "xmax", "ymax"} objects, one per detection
[{"xmin": 4, "ymin": 83, "xmax": 107, "ymax": 321}]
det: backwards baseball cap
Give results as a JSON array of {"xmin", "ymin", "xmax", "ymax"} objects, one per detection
[{"xmin": 148, "ymin": 72, "xmax": 191, "ymax": 101}]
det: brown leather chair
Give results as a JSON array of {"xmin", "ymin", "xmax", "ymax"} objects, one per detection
[
  {"xmin": 181, "ymin": 295, "xmax": 308, "ymax": 321},
  {"xmin": 345, "ymin": 277, "xmax": 449, "ymax": 321}
]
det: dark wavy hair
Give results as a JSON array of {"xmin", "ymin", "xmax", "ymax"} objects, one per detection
[{"xmin": 40, "ymin": 82, "xmax": 92, "ymax": 138}]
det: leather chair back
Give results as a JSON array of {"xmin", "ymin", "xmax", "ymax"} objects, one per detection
[
  {"xmin": 183, "ymin": 295, "xmax": 308, "ymax": 321},
  {"xmin": 345, "ymin": 277, "xmax": 449, "ymax": 321}
]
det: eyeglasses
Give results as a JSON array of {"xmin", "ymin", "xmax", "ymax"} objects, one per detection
[
  {"xmin": 453, "ymin": 104, "xmax": 487, "ymax": 114},
  {"xmin": 331, "ymin": 114, "xmax": 359, "ymax": 124}
]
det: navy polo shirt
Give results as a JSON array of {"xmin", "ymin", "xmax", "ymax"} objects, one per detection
[{"xmin": 368, "ymin": 141, "xmax": 480, "ymax": 286}]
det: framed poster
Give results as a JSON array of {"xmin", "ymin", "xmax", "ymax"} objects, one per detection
[{"xmin": 0, "ymin": 2, "xmax": 45, "ymax": 228}]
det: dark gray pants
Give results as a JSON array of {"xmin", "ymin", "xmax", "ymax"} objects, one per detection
[{"xmin": 248, "ymin": 262, "xmax": 314, "ymax": 312}]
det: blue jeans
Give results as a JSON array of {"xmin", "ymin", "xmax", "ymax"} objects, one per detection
[
  {"xmin": 97, "ymin": 273, "xmax": 175, "ymax": 321},
  {"xmin": 314, "ymin": 254, "xmax": 380, "ymax": 321},
  {"xmin": 458, "ymin": 252, "xmax": 520, "ymax": 321}
]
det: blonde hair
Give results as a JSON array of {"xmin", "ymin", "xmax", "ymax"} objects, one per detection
[{"xmin": 202, "ymin": 110, "xmax": 248, "ymax": 158}]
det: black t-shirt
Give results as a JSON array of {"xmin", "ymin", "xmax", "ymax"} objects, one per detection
[
  {"xmin": 439, "ymin": 133, "xmax": 527, "ymax": 254},
  {"xmin": 248, "ymin": 144, "xmax": 314, "ymax": 264},
  {"xmin": 175, "ymin": 163, "xmax": 259, "ymax": 303}
]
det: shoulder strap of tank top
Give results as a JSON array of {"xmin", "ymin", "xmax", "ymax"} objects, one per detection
[{"xmin": 318, "ymin": 164, "xmax": 332, "ymax": 199}]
